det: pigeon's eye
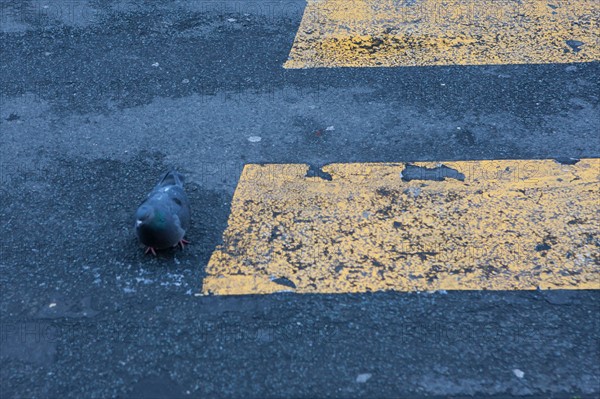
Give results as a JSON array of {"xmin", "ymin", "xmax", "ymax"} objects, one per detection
[{"xmin": 173, "ymin": 198, "xmax": 182, "ymax": 206}]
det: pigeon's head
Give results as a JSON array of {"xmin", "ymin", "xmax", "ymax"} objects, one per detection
[{"xmin": 135, "ymin": 204, "xmax": 162, "ymax": 230}]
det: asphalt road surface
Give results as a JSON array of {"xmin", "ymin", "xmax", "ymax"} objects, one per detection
[{"xmin": 1, "ymin": 1, "xmax": 599, "ymax": 398}]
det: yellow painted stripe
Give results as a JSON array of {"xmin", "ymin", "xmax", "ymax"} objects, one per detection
[
  {"xmin": 284, "ymin": 0, "xmax": 600, "ymax": 68},
  {"xmin": 203, "ymin": 159, "xmax": 600, "ymax": 295}
]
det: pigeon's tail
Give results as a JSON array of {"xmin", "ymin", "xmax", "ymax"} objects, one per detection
[{"xmin": 158, "ymin": 170, "xmax": 185, "ymax": 187}]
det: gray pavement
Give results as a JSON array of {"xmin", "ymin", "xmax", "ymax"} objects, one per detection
[{"xmin": 1, "ymin": 1, "xmax": 599, "ymax": 398}]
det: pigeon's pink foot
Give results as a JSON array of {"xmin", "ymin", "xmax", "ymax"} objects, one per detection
[
  {"xmin": 178, "ymin": 239, "xmax": 190, "ymax": 250},
  {"xmin": 144, "ymin": 247, "xmax": 157, "ymax": 256}
]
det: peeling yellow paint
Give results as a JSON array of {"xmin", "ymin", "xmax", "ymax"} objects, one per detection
[
  {"xmin": 284, "ymin": 0, "xmax": 600, "ymax": 68},
  {"xmin": 203, "ymin": 159, "xmax": 600, "ymax": 295}
]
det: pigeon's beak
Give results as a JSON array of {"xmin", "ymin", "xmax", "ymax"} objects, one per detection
[{"xmin": 135, "ymin": 220, "xmax": 143, "ymax": 228}]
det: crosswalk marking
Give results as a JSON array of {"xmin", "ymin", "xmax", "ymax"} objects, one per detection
[
  {"xmin": 202, "ymin": 159, "xmax": 599, "ymax": 295},
  {"xmin": 284, "ymin": 0, "xmax": 600, "ymax": 68}
]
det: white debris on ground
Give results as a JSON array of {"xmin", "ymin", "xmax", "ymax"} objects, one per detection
[
  {"xmin": 356, "ymin": 373, "xmax": 372, "ymax": 383},
  {"xmin": 513, "ymin": 369, "xmax": 525, "ymax": 379}
]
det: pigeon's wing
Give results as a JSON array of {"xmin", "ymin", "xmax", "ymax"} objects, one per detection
[
  {"xmin": 171, "ymin": 186, "xmax": 191, "ymax": 231},
  {"xmin": 156, "ymin": 170, "xmax": 185, "ymax": 189},
  {"xmin": 172, "ymin": 214, "xmax": 186, "ymax": 238},
  {"xmin": 158, "ymin": 185, "xmax": 191, "ymax": 232},
  {"xmin": 143, "ymin": 170, "xmax": 185, "ymax": 202}
]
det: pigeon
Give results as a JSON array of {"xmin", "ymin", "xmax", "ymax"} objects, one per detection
[{"xmin": 135, "ymin": 170, "xmax": 191, "ymax": 255}]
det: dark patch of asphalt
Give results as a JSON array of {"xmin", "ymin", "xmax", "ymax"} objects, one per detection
[{"xmin": 1, "ymin": 1, "xmax": 599, "ymax": 398}]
